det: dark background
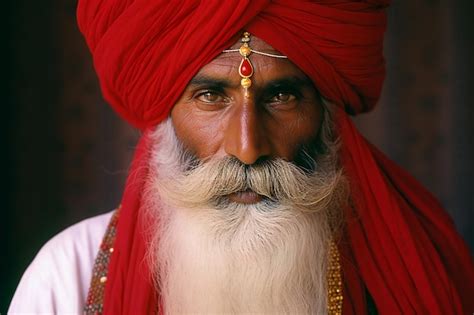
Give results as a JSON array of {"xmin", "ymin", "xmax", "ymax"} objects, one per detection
[{"xmin": 2, "ymin": 0, "xmax": 473, "ymax": 311}]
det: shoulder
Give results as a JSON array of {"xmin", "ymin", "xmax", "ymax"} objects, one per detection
[
  {"xmin": 43, "ymin": 210, "xmax": 113, "ymax": 261},
  {"xmin": 8, "ymin": 211, "xmax": 114, "ymax": 315}
]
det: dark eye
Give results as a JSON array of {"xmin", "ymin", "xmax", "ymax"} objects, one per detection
[
  {"xmin": 196, "ymin": 91, "xmax": 224, "ymax": 103},
  {"xmin": 268, "ymin": 92, "xmax": 296, "ymax": 103}
]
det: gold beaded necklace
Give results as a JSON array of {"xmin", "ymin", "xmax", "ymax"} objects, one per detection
[
  {"xmin": 83, "ymin": 207, "xmax": 119, "ymax": 314},
  {"xmin": 327, "ymin": 240, "xmax": 344, "ymax": 314}
]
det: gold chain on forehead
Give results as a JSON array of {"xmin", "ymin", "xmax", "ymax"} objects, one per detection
[{"xmin": 222, "ymin": 32, "xmax": 288, "ymax": 97}]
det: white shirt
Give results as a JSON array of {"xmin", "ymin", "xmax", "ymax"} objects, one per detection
[{"xmin": 8, "ymin": 211, "xmax": 113, "ymax": 315}]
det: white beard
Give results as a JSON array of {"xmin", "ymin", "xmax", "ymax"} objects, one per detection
[{"xmin": 143, "ymin": 118, "xmax": 346, "ymax": 314}]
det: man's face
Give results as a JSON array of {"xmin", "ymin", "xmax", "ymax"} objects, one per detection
[
  {"xmin": 152, "ymin": 37, "xmax": 345, "ymax": 315},
  {"xmin": 171, "ymin": 36, "xmax": 324, "ymax": 170}
]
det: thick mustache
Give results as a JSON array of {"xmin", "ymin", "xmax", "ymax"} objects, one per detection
[
  {"xmin": 186, "ymin": 157, "xmax": 300, "ymax": 198},
  {"xmin": 150, "ymin": 116, "xmax": 344, "ymax": 214},
  {"xmin": 158, "ymin": 154, "xmax": 340, "ymax": 210},
  {"xmin": 228, "ymin": 166, "xmax": 274, "ymax": 197},
  {"xmin": 151, "ymin": 121, "xmax": 343, "ymax": 213}
]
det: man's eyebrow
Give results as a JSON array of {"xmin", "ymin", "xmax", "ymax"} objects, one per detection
[
  {"xmin": 187, "ymin": 75, "xmax": 235, "ymax": 89},
  {"xmin": 262, "ymin": 76, "xmax": 313, "ymax": 90},
  {"xmin": 187, "ymin": 74, "xmax": 315, "ymax": 92}
]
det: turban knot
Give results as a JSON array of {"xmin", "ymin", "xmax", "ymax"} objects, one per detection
[{"xmin": 78, "ymin": 0, "xmax": 389, "ymax": 129}]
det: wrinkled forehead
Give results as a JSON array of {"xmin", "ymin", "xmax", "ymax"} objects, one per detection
[
  {"xmin": 193, "ymin": 34, "xmax": 310, "ymax": 83},
  {"xmin": 226, "ymin": 34, "xmax": 284, "ymax": 54},
  {"xmin": 216, "ymin": 34, "xmax": 290, "ymax": 67}
]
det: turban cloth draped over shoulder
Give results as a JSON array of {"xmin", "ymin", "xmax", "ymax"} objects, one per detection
[{"xmin": 77, "ymin": 1, "xmax": 474, "ymax": 314}]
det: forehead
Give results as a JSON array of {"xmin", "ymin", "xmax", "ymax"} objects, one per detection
[
  {"xmin": 226, "ymin": 35, "xmax": 280, "ymax": 53},
  {"xmin": 194, "ymin": 35, "xmax": 308, "ymax": 81}
]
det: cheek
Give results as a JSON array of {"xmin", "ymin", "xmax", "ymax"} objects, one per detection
[
  {"xmin": 268, "ymin": 103, "xmax": 323, "ymax": 159},
  {"xmin": 170, "ymin": 98, "xmax": 323, "ymax": 161},
  {"xmin": 170, "ymin": 104, "xmax": 225, "ymax": 158}
]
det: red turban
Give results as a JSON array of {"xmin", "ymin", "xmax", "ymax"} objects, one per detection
[
  {"xmin": 77, "ymin": 1, "xmax": 474, "ymax": 314},
  {"xmin": 78, "ymin": 0, "xmax": 388, "ymax": 129}
]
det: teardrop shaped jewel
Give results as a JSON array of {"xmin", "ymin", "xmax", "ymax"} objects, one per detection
[{"xmin": 239, "ymin": 58, "xmax": 253, "ymax": 78}]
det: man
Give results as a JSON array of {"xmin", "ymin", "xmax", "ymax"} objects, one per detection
[{"xmin": 9, "ymin": 1, "xmax": 474, "ymax": 314}]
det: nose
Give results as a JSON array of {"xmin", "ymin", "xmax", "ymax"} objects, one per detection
[{"xmin": 224, "ymin": 100, "xmax": 272, "ymax": 165}]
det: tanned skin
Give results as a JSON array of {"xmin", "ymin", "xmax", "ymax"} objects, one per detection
[{"xmin": 171, "ymin": 37, "xmax": 324, "ymax": 204}]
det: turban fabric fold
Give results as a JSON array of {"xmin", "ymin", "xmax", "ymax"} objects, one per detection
[
  {"xmin": 78, "ymin": 0, "xmax": 388, "ymax": 129},
  {"xmin": 77, "ymin": 1, "xmax": 474, "ymax": 314}
]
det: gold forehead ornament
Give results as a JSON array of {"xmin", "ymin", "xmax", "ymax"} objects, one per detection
[{"xmin": 222, "ymin": 32, "xmax": 288, "ymax": 96}]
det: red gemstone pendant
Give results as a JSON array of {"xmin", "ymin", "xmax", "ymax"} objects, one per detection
[{"xmin": 239, "ymin": 58, "xmax": 253, "ymax": 78}]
